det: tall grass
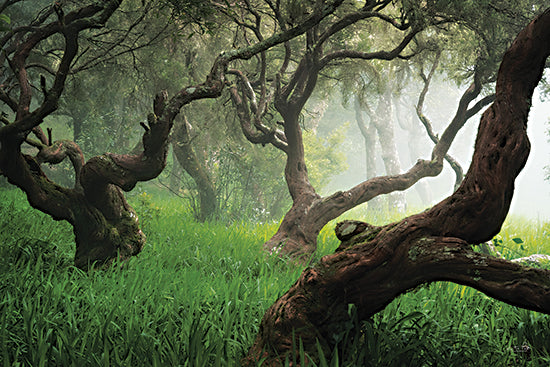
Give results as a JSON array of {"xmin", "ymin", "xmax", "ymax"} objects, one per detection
[{"xmin": 1, "ymin": 188, "xmax": 549, "ymax": 366}]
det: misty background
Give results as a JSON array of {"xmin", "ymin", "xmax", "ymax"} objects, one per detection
[{"xmin": 319, "ymin": 80, "xmax": 550, "ymax": 221}]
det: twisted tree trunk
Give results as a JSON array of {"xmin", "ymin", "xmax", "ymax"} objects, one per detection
[
  {"xmin": 1, "ymin": 0, "xmax": 333, "ymax": 268},
  {"xmin": 245, "ymin": 8, "xmax": 550, "ymax": 365}
]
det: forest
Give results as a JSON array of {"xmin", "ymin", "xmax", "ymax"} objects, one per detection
[{"xmin": 1, "ymin": 0, "xmax": 550, "ymax": 365}]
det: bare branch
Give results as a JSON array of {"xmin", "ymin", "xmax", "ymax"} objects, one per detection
[
  {"xmin": 228, "ymin": 69, "xmax": 288, "ymax": 152},
  {"xmin": 317, "ymin": 7, "xmax": 406, "ymax": 49},
  {"xmin": 0, "ymin": 86, "xmax": 18, "ymax": 112},
  {"xmin": 415, "ymin": 52, "xmax": 464, "ymax": 189}
]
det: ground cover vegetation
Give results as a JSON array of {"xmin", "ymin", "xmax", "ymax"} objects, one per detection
[
  {"xmin": 2, "ymin": 0, "xmax": 550, "ymax": 365},
  {"xmin": 1, "ymin": 188, "xmax": 549, "ymax": 366}
]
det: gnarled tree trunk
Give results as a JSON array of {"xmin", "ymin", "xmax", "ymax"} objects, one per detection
[
  {"xmin": 231, "ymin": 10, "xmax": 434, "ymax": 260},
  {"xmin": 1, "ymin": 0, "xmax": 331, "ymax": 268},
  {"xmin": 244, "ymin": 8, "xmax": 550, "ymax": 365}
]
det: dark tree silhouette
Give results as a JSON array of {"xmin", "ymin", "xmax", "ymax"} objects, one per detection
[{"xmin": 244, "ymin": 8, "xmax": 550, "ymax": 365}]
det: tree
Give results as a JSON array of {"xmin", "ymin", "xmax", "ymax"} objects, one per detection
[
  {"xmin": 244, "ymin": 8, "xmax": 550, "ymax": 365},
  {"xmin": 350, "ymin": 64, "xmax": 409, "ymax": 212},
  {"xmin": 228, "ymin": 1, "xmax": 515, "ymax": 260},
  {"xmin": 0, "ymin": 0, "xmax": 343, "ymax": 268},
  {"xmin": 171, "ymin": 113, "xmax": 218, "ymax": 221}
]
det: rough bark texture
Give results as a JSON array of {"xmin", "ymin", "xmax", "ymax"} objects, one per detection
[{"xmin": 244, "ymin": 8, "xmax": 550, "ymax": 366}]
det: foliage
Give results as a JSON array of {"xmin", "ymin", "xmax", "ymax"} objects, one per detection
[{"xmin": 1, "ymin": 190, "xmax": 550, "ymax": 366}]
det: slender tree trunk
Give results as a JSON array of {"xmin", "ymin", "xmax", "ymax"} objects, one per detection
[
  {"xmin": 354, "ymin": 97, "xmax": 383, "ymax": 212},
  {"xmin": 172, "ymin": 115, "xmax": 217, "ymax": 222},
  {"xmin": 394, "ymin": 99, "xmax": 432, "ymax": 205},
  {"xmin": 370, "ymin": 88, "xmax": 406, "ymax": 212},
  {"xmin": 72, "ymin": 116, "xmax": 83, "ymax": 143},
  {"xmin": 244, "ymin": 9, "xmax": 550, "ymax": 365},
  {"xmin": 168, "ymin": 148, "xmax": 182, "ymax": 191}
]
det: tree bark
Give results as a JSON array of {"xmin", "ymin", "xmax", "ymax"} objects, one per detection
[
  {"xmin": 172, "ymin": 115, "xmax": 218, "ymax": 222},
  {"xmin": 354, "ymin": 97, "xmax": 383, "ymax": 212},
  {"xmin": 244, "ymin": 8, "xmax": 550, "ymax": 366},
  {"xmin": 1, "ymin": 0, "xmax": 335, "ymax": 268},
  {"xmin": 368, "ymin": 87, "xmax": 406, "ymax": 212}
]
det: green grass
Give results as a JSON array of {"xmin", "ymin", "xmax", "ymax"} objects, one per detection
[{"xmin": 1, "ymin": 188, "xmax": 550, "ymax": 366}]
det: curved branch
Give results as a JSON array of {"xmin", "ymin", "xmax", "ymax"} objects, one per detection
[
  {"xmin": 228, "ymin": 72, "xmax": 288, "ymax": 152},
  {"xmin": 0, "ymin": 87, "xmax": 18, "ymax": 112},
  {"xmin": 309, "ymin": 157, "xmax": 441, "ymax": 225},
  {"xmin": 3, "ymin": 1, "xmax": 121, "ymax": 134},
  {"xmin": 416, "ymin": 54, "xmax": 496, "ymax": 190},
  {"xmin": 0, "ymin": 1, "xmax": 122, "ymax": 223},
  {"xmin": 422, "ymin": 8, "xmax": 550, "ymax": 244},
  {"xmin": 414, "ymin": 238, "xmax": 550, "ymax": 313},
  {"xmin": 415, "ymin": 53, "xmax": 464, "ymax": 189},
  {"xmin": 36, "ymin": 140, "xmax": 85, "ymax": 189},
  {"xmin": 319, "ymin": 26, "xmax": 420, "ymax": 69},
  {"xmin": 316, "ymin": 4, "xmax": 408, "ymax": 50}
]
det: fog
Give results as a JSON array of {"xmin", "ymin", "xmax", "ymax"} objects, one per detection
[
  {"xmin": 513, "ymin": 93, "xmax": 550, "ymax": 220},
  {"xmin": 321, "ymin": 82, "xmax": 550, "ymax": 221}
]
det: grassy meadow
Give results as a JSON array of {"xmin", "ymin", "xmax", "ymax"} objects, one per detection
[{"xmin": 1, "ymin": 187, "xmax": 550, "ymax": 366}]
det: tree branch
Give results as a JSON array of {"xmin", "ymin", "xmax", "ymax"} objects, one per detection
[
  {"xmin": 36, "ymin": 140, "xmax": 85, "ymax": 189},
  {"xmin": 415, "ymin": 52, "xmax": 464, "ymax": 189},
  {"xmin": 410, "ymin": 236, "xmax": 550, "ymax": 314},
  {"xmin": 228, "ymin": 70, "xmax": 288, "ymax": 152},
  {"xmin": 319, "ymin": 26, "xmax": 420, "ymax": 69}
]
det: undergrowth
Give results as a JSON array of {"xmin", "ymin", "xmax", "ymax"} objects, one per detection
[{"xmin": 1, "ymin": 188, "xmax": 549, "ymax": 366}]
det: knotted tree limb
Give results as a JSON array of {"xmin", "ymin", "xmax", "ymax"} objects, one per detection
[
  {"xmin": 245, "ymin": 8, "xmax": 550, "ymax": 366},
  {"xmin": 228, "ymin": 69, "xmax": 288, "ymax": 151},
  {"xmin": 36, "ymin": 139, "xmax": 85, "ymax": 189},
  {"xmin": 0, "ymin": 1, "xmax": 122, "ymax": 225}
]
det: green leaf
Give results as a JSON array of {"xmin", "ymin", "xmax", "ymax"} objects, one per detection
[
  {"xmin": 0, "ymin": 13, "xmax": 10, "ymax": 24},
  {"xmin": 0, "ymin": 13, "xmax": 10, "ymax": 31},
  {"xmin": 512, "ymin": 237, "xmax": 524, "ymax": 244}
]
